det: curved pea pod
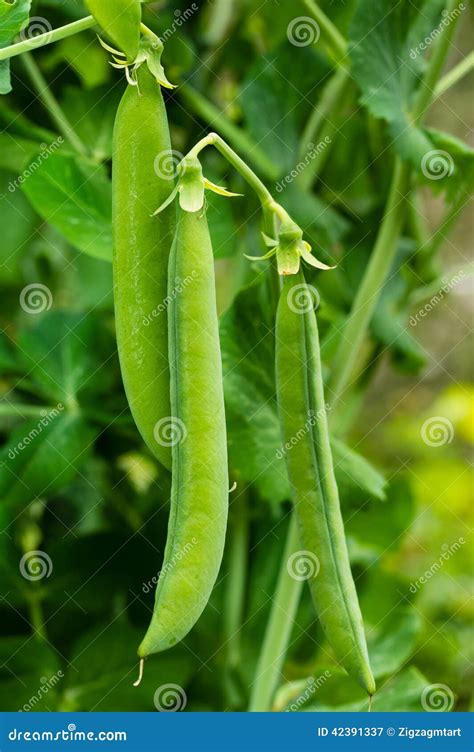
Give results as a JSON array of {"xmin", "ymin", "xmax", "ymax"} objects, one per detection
[
  {"xmin": 138, "ymin": 206, "xmax": 229, "ymax": 657},
  {"xmin": 112, "ymin": 66, "xmax": 175, "ymax": 470},
  {"xmin": 86, "ymin": 0, "xmax": 141, "ymax": 61},
  {"xmin": 275, "ymin": 273, "xmax": 375, "ymax": 696}
]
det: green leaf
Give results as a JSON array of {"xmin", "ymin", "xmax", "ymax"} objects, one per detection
[
  {"xmin": 0, "ymin": 637, "xmax": 61, "ymax": 711},
  {"xmin": 62, "ymin": 621, "xmax": 196, "ymax": 711},
  {"xmin": 418, "ymin": 127, "xmax": 474, "ymax": 200},
  {"xmin": 21, "ymin": 151, "xmax": 112, "ymax": 261},
  {"xmin": 61, "ymin": 85, "xmax": 120, "ymax": 162},
  {"xmin": 369, "ymin": 609, "xmax": 422, "ymax": 679},
  {"xmin": 219, "ymin": 280, "xmax": 290, "ymax": 506},
  {"xmin": 0, "ymin": 412, "xmax": 96, "ymax": 508},
  {"xmin": 0, "ymin": 169, "xmax": 38, "ymax": 285},
  {"xmin": 17, "ymin": 311, "xmax": 116, "ymax": 404},
  {"xmin": 331, "ymin": 437, "xmax": 387, "ymax": 505},
  {"xmin": 350, "ymin": 0, "xmax": 444, "ymax": 163},
  {"xmin": 0, "ymin": 0, "xmax": 32, "ymax": 95}
]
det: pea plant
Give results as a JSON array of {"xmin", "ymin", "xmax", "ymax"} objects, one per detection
[{"xmin": 0, "ymin": 0, "xmax": 472, "ymax": 713}]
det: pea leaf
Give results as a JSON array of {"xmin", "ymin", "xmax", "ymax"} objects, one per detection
[
  {"xmin": 418, "ymin": 127, "xmax": 474, "ymax": 200},
  {"xmin": 0, "ymin": 637, "xmax": 61, "ymax": 711},
  {"xmin": 0, "ymin": 0, "xmax": 32, "ymax": 95},
  {"xmin": 21, "ymin": 151, "xmax": 112, "ymax": 261},
  {"xmin": 331, "ymin": 437, "xmax": 387, "ymax": 506}
]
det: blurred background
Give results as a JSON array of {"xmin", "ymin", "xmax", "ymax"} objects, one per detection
[{"xmin": 0, "ymin": 0, "xmax": 472, "ymax": 712}]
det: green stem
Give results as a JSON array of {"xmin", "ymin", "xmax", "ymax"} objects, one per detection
[
  {"xmin": 300, "ymin": 0, "xmax": 347, "ymax": 62},
  {"xmin": 327, "ymin": 159, "xmax": 410, "ymax": 407},
  {"xmin": 248, "ymin": 515, "xmax": 302, "ymax": 711},
  {"xmin": 299, "ymin": 66, "xmax": 349, "ymax": 158},
  {"xmin": 412, "ymin": 0, "xmax": 461, "ymax": 124},
  {"xmin": 434, "ymin": 52, "xmax": 474, "ymax": 99},
  {"xmin": 179, "ymin": 84, "xmax": 278, "ymax": 181},
  {"xmin": 0, "ymin": 16, "xmax": 96, "ymax": 62},
  {"xmin": 21, "ymin": 53, "xmax": 88, "ymax": 156},
  {"xmin": 0, "ymin": 403, "xmax": 58, "ymax": 418},
  {"xmin": 328, "ymin": 0, "xmax": 462, "ymax": 409},
  {"xmin": 224, "ymin": 491, "xmax": 250, "ymax": 669},
  {"xmin": 27, "ymin": 593, "xmax": 47, "ymax": 642},
  {"xmin": 297, "ymin": 73, "xmax": 352, "ymax": 190}
]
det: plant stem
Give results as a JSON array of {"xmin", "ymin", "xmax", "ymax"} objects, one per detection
[
  {"xmin": 328, "ymin": 0, "xmax": 462, "ymax": 409},
  {"xmin": 248, "ymin": 515, "xmax": 302, "ymax": 711},
  {"xmin": 299, "ymin": 66, "xmax": 349, "ymax": 158},
  {"xmin": 300, "ymin": 0, "xmax": 347, "ymax": 62},
  {"xmin": 297, "ymin": 72, "xmax": 352, "ymax": 190},
  {"xmin": 412, "ymin": 0, "xmax": 461, "ymax": 124},
  {"xmin": 224, "ymin": 491, "xmax": 250, "ymax": 669},
  {"xmin": 21, "ymin": 53, "xmax": 88, "ymax": 156},
  {"xmin": 0, "ymin": 403, "xmax": 58, "ymax": 418},
  {"xmin": 22, "ymin": 52, "xmax": 87, "ymax": 156},
  {"xmin": 0, "ymin": 16, "xmax": 96, "ymax": 62},
  {"xmin": 179, "ymin": 84, "xmax": 278, "ymax": 181},
  {"xmin": 27, "ymin": 592, "xmax": 47, "ymax": 642},
  {"xmin": 434, "ymin": 52, "xmax": 474, "ymax": 99}
]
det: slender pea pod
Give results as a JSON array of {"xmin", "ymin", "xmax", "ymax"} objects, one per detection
[
  {"xmin": 112, "ymin": 66, "xmax": 175, "ymax": 470},
  {"xmin": 138, "ymin": 206, "xmax": 228, "ymax": 657},
  {"xmin": 275, "ymin": 273, "xmax": 375, "ymax": 696},
  {"xmin": 85, "ymin": 0, "xmax": 141, "ymax": 60}
]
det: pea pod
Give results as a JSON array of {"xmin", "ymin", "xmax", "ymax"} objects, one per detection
[
  {"xmin": 112, "ymin": 66, "xmax": 175, "ymax": 470},
  {"xmin": 138, "ymin": 206, "xmax": 228, "ymax": 657},
  {"xmin": 85, "ymin": 0, "xmax": 141, "ymax": 61},
  {"xmin": 275, "ymin": 274, "xmax": 375, "ymax": 696}
]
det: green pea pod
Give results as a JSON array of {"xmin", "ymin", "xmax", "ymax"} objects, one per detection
[
  {"xmin": 275, "ymin": 274, "xmax": 375, "ymax": 696},
  {"xmin": 86, "ymin": 0, "xmax": 141, "ymax": 61},
  {"xmin": 112, "ymin": 66, "xmax": 175, "ymax": 470},
  {"xmin": 138, "ymin": 206, "xmax": 228, "ymax": 657}
]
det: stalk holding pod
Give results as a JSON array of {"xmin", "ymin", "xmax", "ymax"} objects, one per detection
[
  {"xmin": 85, "ymin": 0, "xmax": 141, "ymax": 61},
  {"xmin": 275, "ymin": 272, "xmax": 375, "ymax": 696}
]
